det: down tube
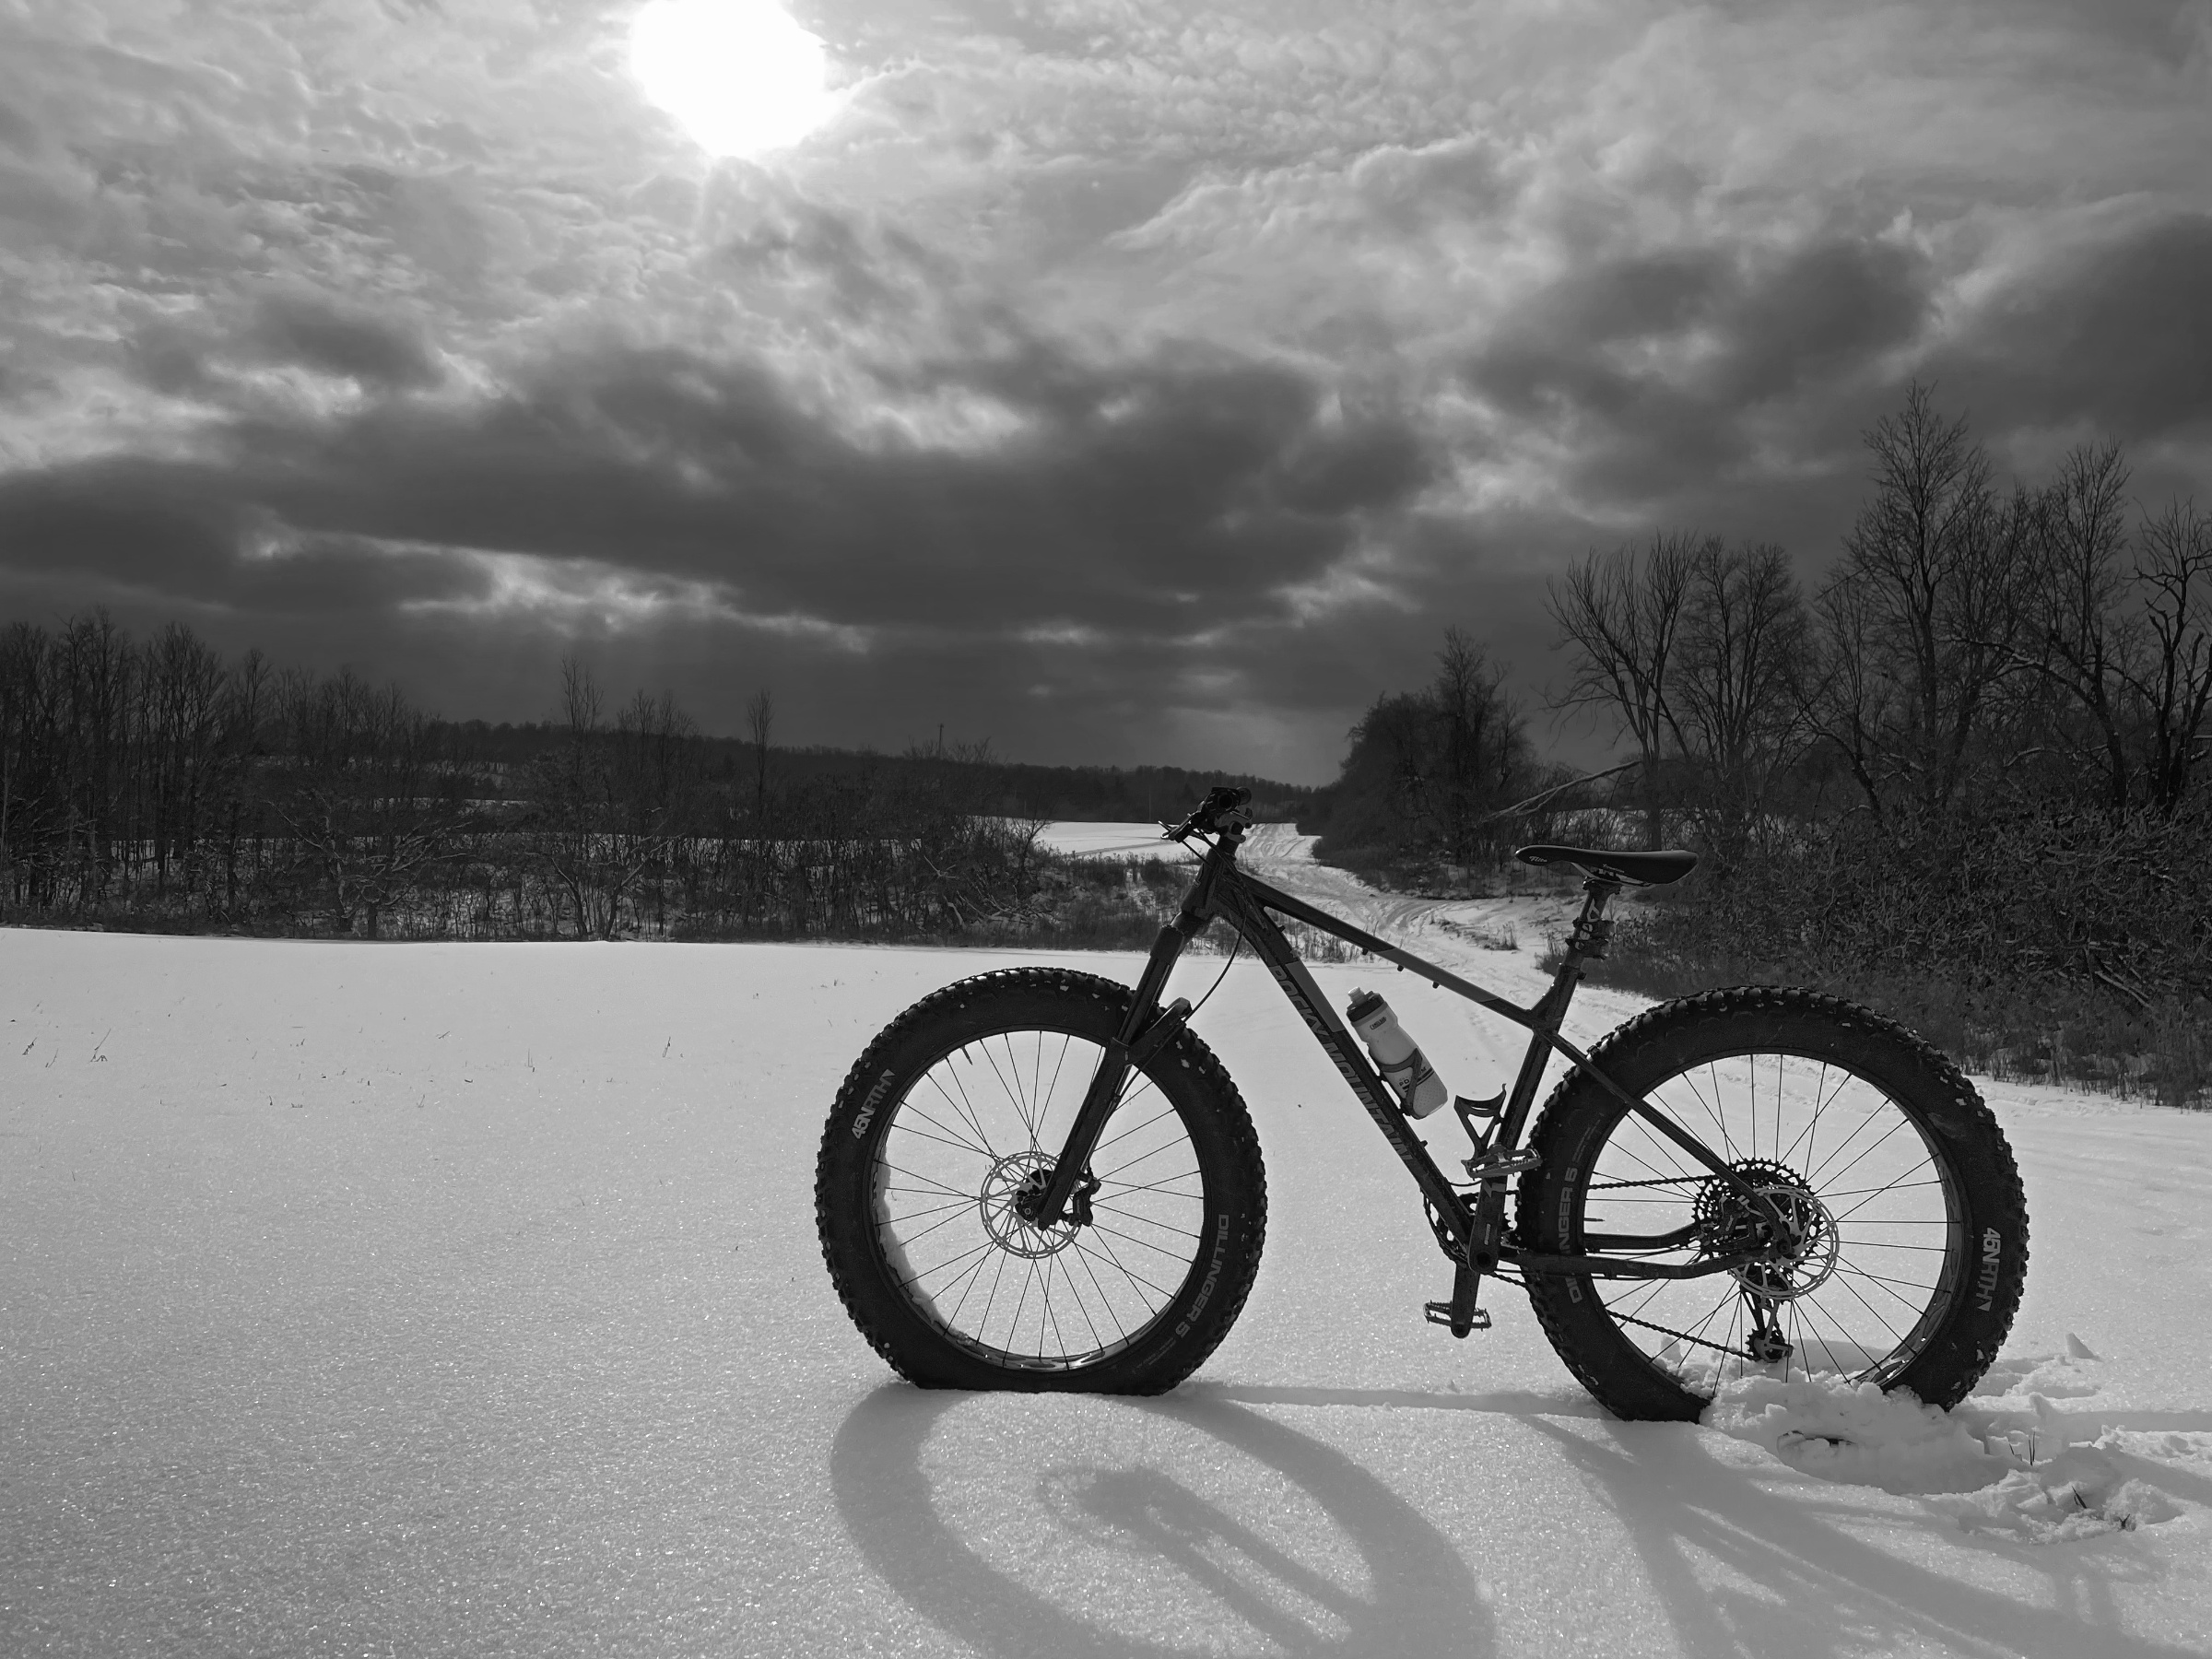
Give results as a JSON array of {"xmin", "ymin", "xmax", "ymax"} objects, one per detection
[{"xmin": 1218, "ymin": 890, "xmax": 1474, "ymax": 1249}]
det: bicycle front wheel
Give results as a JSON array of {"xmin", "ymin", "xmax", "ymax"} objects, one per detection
[
  {"xmin": 816, "ymin": 968, "xmax": 1266, "ymax": 1393},
  {"xmin": 1519, "ymin": 987, "xmax": 2028, "ymax": 1421}
]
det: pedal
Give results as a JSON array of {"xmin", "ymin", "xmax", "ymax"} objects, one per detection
[
  {"xmin": 1424, "ymin": 1300, "xmax": 1492, "ymax": 1337},
  {"xmin": 1463, "ymin": 1148, "xmax": 1540, "ymax": 1182}
]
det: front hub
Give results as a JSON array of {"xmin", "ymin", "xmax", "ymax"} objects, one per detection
[{"xmin": 984, "ymin": 1151, "xmax": 1083, "ymax": 1258}]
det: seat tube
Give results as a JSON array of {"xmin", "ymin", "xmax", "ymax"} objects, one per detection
[{"xmin": 1494, "ymin": 878, "xmax": 1616, "ymax": 1150}]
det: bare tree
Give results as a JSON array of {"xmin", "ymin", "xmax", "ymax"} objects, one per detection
[
  {"xmin": 214, "ymin": 648, "xmax": 275, "ymax": 914},
  {"xmin": 1319, "ymin": 631, "xmax": 1534, "ymax": 871},
  {"xmin": 747, "ymin": 687, "xmax": 774, "ymax": 829},
  {"xmin": 1672, "ymin": 540, "xmax": 1813, "ymax": 860},
  {"xmin": 1430, "ymin": 627, "xmax": 1527, "ymax": 865},
  {"xmin": 0, "ymin": 621, "xmax": 59, "ymax": 906},
  {"xmin": 531, "ymin": 657, "xmax": 617, "ymax": 938},
  {"xmin": 271, "ymin": 668, "xmax": 466, "ymax": 937},
  {"xmin": 2009, "ymin": 441, "xmax": 2136, "ymax": 810},
  {"xmin": 2126, "ymin": 496, "xmax": 2212, "ymax": 813},
  {"xmin": 55, "ymin": 610, "xmax": 133, "ymax": 902},
  {"xmin": 1806, "ymin": 382, "xmax": 2035, "ymax": 819},
  {"xmin": 1548, "ymin": 531, "xmax": 1696, "ymax": 847},
  {"xmin": 529, "ymin": 660, "xmax": 704, "ymax": 938},
  {"xmin": 140, "ymin": 622, "xmax": 231, "ymax": 895}
]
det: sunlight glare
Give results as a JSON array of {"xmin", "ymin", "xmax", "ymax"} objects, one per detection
[{"xmin": 629, "ymin": 0, "xmax": 841, "ymax": 159}]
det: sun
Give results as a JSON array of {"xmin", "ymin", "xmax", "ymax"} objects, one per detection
[{"xmin": 628, "ymin": 0, "xmax": 842, "ymax": 159}]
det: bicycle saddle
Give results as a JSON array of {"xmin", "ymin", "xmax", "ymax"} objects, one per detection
[{"xmin": 1513, "ymin": 845, "xmax": 1699, "ymax": 886}]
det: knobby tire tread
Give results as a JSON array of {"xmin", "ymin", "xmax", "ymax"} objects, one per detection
[
  {"xmin": 816, "ymin": 967, "xmax": 1267, "ymax": 1394},
  {"xmin": 1515, "ymin": 985, "xmax": 2029, "ymax": 1421}
]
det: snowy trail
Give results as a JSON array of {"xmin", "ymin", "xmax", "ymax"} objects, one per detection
[{"xmin": 5, "ymin": 928, "xmax": 2211, "ymax": 1658}]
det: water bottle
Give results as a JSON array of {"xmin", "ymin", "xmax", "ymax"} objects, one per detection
[{"xmin": 1345, "ymin": 988, "xmax": 1449, "ymax": 1118}]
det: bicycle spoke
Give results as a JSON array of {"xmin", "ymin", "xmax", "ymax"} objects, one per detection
[
  {"xmin": 1095, "ymin": 1171, "xmax": 1205, "ymax": 1200},
  {"xmin": 871, "ymin": 1022, "xmax": 1208, "ymax": 1371},
  {"xmin": 928, "ymin": 1065, "xmax": 1003, "ymax": 1161},
  {"xmin": 1574, "ymin": 1042, "xmax": 1959, "ymax": 1396},
  {"xmin": 1091, "ymin": 1099, "xmax": 1176, "ymax": 1162},
  {"xmin": 1076, "ymin": 1229, "xmax": 1179, "ymax": 1302},
  {"xmin": 893, "ymin": 1098, "xmax": 997, "ymax": 1159},
  {"xmin": 878, "ymin": 1159, "xmax": 977, "ymax": 1199},
  {"xmin": 974, "ymin": 1039, "xmax": 1033, "ymax": 1147}
]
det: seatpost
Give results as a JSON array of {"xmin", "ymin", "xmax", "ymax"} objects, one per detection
[{"xmin": 1546, "ymin": 877, "xmax": 1618, "ymax": 1009}]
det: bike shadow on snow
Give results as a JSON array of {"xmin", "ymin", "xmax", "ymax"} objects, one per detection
[
  {"xmin": 1522, "ymin": 1414, "xmax": 2207, "ymax": 1659},
  {"xmin": 830, "ymin": 1383, "xmax": 1499, "ymax": 1659}
]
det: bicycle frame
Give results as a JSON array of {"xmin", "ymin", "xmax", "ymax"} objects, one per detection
[{"xmin": 1029, "ymin": 825, "xmax": 1777, "ymax": 1310}]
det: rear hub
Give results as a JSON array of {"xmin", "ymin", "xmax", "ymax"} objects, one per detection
[{"xmin": 1693, "ymin": 1158, "xmax": 1841, "ymax": 1302}]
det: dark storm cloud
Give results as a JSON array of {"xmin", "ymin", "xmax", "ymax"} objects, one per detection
[
  {"xmin": 2, "ymin": 333, "xmax": 1435, "ymax": 649},
  {"xmin": 1465, "ymin": 232, "xmax": 1935, "ymax": 509},
  {"xmin": 1935, "ymin": 212, "xmax": 2212, "ymax": 441},
  {"xmin": 0, "ymin": 96, "xmax": 35, "ymax": 154},
  {"xmin": 6, "ymin": 0, "xmax": 2206, "ymax": 780},
  {"xmin": 251, "ymin": 290, "xmax": 444, "ymax": 391},
  {"xmin": 0, "ymin": 467, "xmax": 242, "ymax": 587},
  {"xmin": 421, "ymin": 345, "xmax": 1425, "ymax": 636},
  {"xmin": 0, "ymin": 460, "xmax": 488, "ymax": 615},
  {"xmin": 122, "ymin": 288, "xmax": 444, "ymax": 400}
]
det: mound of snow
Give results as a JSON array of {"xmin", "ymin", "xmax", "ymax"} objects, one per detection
[
  {"xmin": 1705, "ymin": 1355, "xmax": 2192, "ymax": 1544},
  {"xmin": 1707, "ymin": 1372, "xmax": 2025, "ymax": 1495}
]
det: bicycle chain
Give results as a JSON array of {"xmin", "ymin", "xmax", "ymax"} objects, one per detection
[
  {"xmin": 1606, "ymin": 1300, "xmax": 1755, "ymax": 1359},
  {"xmin": 1524, "ymin": 1172, "xmax": 1763, "ymax": 1359},
  {"xmin": 1582, "ymin": 1174, "xmax": 1764, "ymax": 1358}
]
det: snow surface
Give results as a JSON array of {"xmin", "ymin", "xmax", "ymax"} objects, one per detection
[
  {"xmin": 1034, "ymin": 820, "xmax": 1322, "ymax": 865},
  {"xmin": 6, "ymin": 876, "xmax": 2212, "ymax": 1656},
  {"xmin": 1035, "ymin": 820, "xmax": 1194, "ymax": 859}
]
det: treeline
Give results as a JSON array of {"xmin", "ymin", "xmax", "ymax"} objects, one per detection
[
  {"xmin": 443, "ymin": 720, "xmax": 1312, "ymax": 826},
  {"xmin": 1548, "ymin": 386, "xmax": 2210, "ymax": 851},
  {"xmin": 1312, "ymin": 383, "xmax": 2210, "ymax": 1102},
  {"xmin": 1296, "ymin": 627, "xmax": 1570, "ymax": 879},
  {"xmin": 0, "ymin": 625, "xmax": 1217, "ymax": 946}
]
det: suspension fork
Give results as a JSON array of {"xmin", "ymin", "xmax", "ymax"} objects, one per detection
[{"xmin": 1025, "ymin": 853, "xmax": 1220, "ymax": 1230}]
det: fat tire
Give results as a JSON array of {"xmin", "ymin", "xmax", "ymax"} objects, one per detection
[
  {"xmin": 816, "ymin": 967, "xmax": 1267, "ymax": 1393},
  {"xmin": 1517, "ymin": 986, "xmax": 2028, "ymax": 1421}
]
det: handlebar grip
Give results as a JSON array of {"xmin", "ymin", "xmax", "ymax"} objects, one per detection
[{"xmin": 1163, "ymin": 784, "xmax": 1254, "ymax": 840}]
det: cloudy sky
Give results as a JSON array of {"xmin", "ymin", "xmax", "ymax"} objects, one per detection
[{"xmin": 2, "ymin": 0, "xmax": 2208, "ymax": 782}]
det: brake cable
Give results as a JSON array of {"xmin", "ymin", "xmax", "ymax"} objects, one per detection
[{"xmin": 1186, "ymin": 930, "xmax": 1242, "ymax": 1020}]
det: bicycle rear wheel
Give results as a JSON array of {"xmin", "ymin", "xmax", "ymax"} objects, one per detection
[
  {"xmin": 816, "ymin": 968, "xmax": 1267, "ymax": 1393},
  {"xmin": 1518, "ymin": 987, "xmax": 2027, "ymax": 1421}
]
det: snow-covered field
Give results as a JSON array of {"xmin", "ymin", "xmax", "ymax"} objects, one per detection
[
  {"xmin": 6, "ymin": 886, "xmax": 2212, "ymax": 1655},
  {"xmin": 1036, "ymin": 819, "xmax": 1194, "ymax": 860},
  {"xmin": 1035, "ymin": 819, "xmax": 1321, "ymax": 865}
]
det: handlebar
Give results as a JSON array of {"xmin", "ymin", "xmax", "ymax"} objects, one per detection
[{"xmin": 1162, "ymin": 784, "xmax": 1253, "ymax": 841}]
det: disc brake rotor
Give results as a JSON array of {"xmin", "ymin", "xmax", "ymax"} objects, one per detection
[
  {"xmin": 979, "ymin": 1150, "xmax": 1082, "ymax": 1259},
  {"xmin": 1693, "ymin": 1158, "xmax": 1841, "ymax": 1301}
]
